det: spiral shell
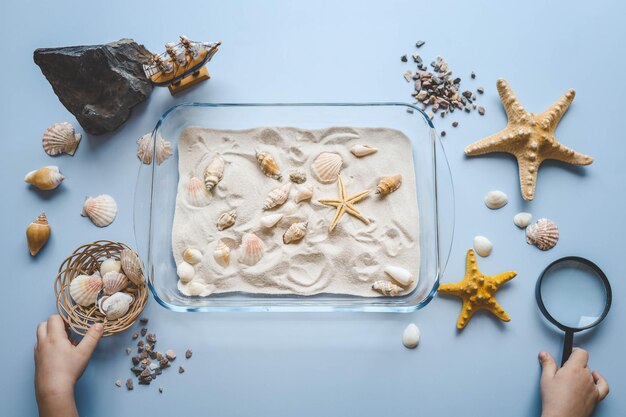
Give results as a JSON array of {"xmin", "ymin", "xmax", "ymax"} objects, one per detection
[
  {"xmin": 263, "ymin": 182, "xmax": 291, "ymax": 210},
  {"xmin": 98, "ymin": 292, "xmax": 133, "ymax": 320},
  {"xmin": 203, "ymin": 155, "xmax": 225, "ymax": 191},
  {"xmin": 102, "ymin": 271, "xmax": 129, "ymax": 296},
  {"xmin": 255, "ymin": 149, "xmax": 282, "ymax": 180},
  {"xmin": 372, "ymin": 280, "xmax": 403, "ymax": 296},
  {"xmin": 216, "ymin": 210, "xmax": 237, "ymax": 231},
  {"xmin": 376, "ymin": 175, "xmax": 402, "ymax": 195},
  {"xmin": 183, "ymin": 248, "xmax": 202, "ymax": 265},
  {"xmin": 311, "ymin": 152, "xmax": 343, "ymax": 184},
  {"xmin": 526, "ymin": 218, "xmax": 559, "ymax": 251},
  {"xmin": 283, "ymin": 221, "xmax": 308, "ymax": 244},
  {"xmin": 185, "ymin": 176, "xmax": 210, "ymax": 207},
  {"xmin": 70, "ymin": 274, "xmax": 103, "ymax": 306},
  {"xmin": 42, "ymin": 122, "xmax": 81, "ymax": 156},
  {"xmin": 24, "ymin": 166, "xmax": 64, "ymax": 190},
  {"xmin": 26, "ymin": 212, "xmax": 50, "ymax": 256},
  {"xmin": 213, "ymin": 239, "xmax": 230, "ymax": 267},
  {"xmin": 120, "ymin": 249, "xmax": 143, "ymax": 285},
  {"xmin": 295, "ymin": 185, "xmax": 313, "ymax": 203},
  {"xmin": 350, "ymin": 144, "xmax": 378, "ymax": 158},
  {"xmin": 81, "ymin": 194, "xmax": 117, "ymax": 227},
  {"xmin": 239, "ymin": 233, "xmax": 265, "ymax": 266}
]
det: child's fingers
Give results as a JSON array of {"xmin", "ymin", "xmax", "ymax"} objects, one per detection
[
  {"xmin": 566, "ymin": 347, "xmax": 589, "ymax": 369},
  {"xmin": 77, "ymin": 323, "xmax": 104, "ymax": 358},
  {"xmin": 538, "ymin": 351, "xmax": 557, "ymax": 382},
  {"xmin": 47, "ymin": 314, "xmax": 68, "ymax": 341},
  {"xmin": 592, "ymin": 371, "xmax": 609, "ymax": 401},
  {"xmin": 36, "ymin": 321, "xmax": 47, "ymax": 343}
]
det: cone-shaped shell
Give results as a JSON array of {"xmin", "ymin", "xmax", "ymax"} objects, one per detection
[
  {"xmin": 255, "ymin": 149, "xmax": 282, "ymax": 180},
  {"xmin": 102, "ymin": 271, "xmax": 129, "ymax": 296},
  {"xmin": 186, "ymin": 177, "xmax": 210, "ymax": 207},
  {"xmin": 311, "ymin": 152, "xmax": 343, "ymax": 184},
  {"xmin": 26, "ymin": 212, "xmax": 50, "ymax": 256},
  {"xmin": 98, "ymin": 292, "xmax": 133, "ymax": 320},
  {"xmin": 383, "ymin": 266, "xmax": 414, "ymax": 287},
  {"xmin": 183, "ymin": 248, "xmax": 202, "ymax": 265},
  {"xmin": 263, "ymin": 182, "xmax": 291, "ymax": 210},
  {"xmin": 70, "ymin": 274, "xmax": 103, "ymax": 306},
  {"xmin": 376, "ymin": 175, "xmax": 402, "ymax": 195},
  {"xmin": 120, "ymin": 249, "xmax": 143, "ymax": 285},
  {"xmin": 81, "ymin": 194, "xmax": 117, "ymax": 227},
  {"xmin": 213, "ymin": 239, "xmax": 230, "ymax": 267},
  {"xmin": 526, "ymin": 218, "xmax": 559, "ymax": 251},
  {"xmin": 239, "ymin": 233, "xmax": 265, "ymax": 266},
  {"xmin": 42, "ymin": 122, "xmax": 81, "ymax": 156},
  {"xmin": 203, "ymin": 155, "xmax": 225, "ymax": 191},
  {"xmin": 24, "ymin": 166, "xmax": 64, "ymax": 190},
  {"xmin": 260, "ymin": 213, "xmax": 283, "ymax": 228},
  {"xmin": 283, "ymin": 221, "xmax": 308, "ymax": 244},
  {"xmin": 295, "ymin": 185, "xmax": 313, "ymax": 203},
  {"xmin": 216, "ymin": 210, "xmax": 237, "ymax": 230},
  {"xmin": 372, "ymin": 280, "xmax": 403, "ymax": 296},
  {"xmin": 350, "ymin": 144, "xmax": 378, "ymax": 158}
]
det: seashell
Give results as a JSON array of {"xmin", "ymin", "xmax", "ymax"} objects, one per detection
[
  {"xmin": 376, "ymin": 175, "xmax": 402, "ymax": 195},
  {"xmin": 513, "ymin": 212, "xmax": 533, "ymax": 229},
  {"xmin": 372, "ymin": 280, "xmax": 403, "ymax": 296},
  {"xmin": 183, "ymin": 248, "xmax": 202, "ymax": 265},
  {"xmin": 213, "ymin": 239, "xmax": 230, "ymax": 267},
  {"xmin": 81, "ymin": 194, "xmax": 117, "ymax": 227},
  {"xmin": 260, "ymin": 213, "xmax": 283, "ymax": 228},
  {"xmin": 263, "ymin": 182, "xmax": 291, "ymax": 210},
  {"xmin": 155, "ymin": 137, "xmax": 173, "ymax": 165},
  {"xmin": 295, "ymin": 184, "xmax": 313, "ymax": 203},
  {"xmin": 473, "ymin": 236, "xmax": 493, "ymax": 257},
  {"xmin": 70, "ymin": 274, "xmax": 103, "ymax": 307},
  {"xmin": 102, "ymin": 271, "xmax": 129, "ymax": 296},
  {"xmin": 203, "ymin": 155, "xmax": 225, "ymax": 191},
  {"xmin": 239, "ymin": 233, "xmax": 265, "ymax": 266},
  {"xmin": 24, "ymin": 166, "xmax": 64, "ymax": 190},
  {"xmin": 311, "ymin": 152, "xmax": 343, "ymax": 184},
  {"xmin": 288, "ymin": 169, "xmax": 307, "ymax": 184},
  {"xmin": 177, "ymin": 261, "xmax": 195, "ymax": 284},
  {"xmin": 281, "ymin": 201, "xmax": 298, "ymax": 215},
  {"xmin": 42, "ymin": 122, "xmax": 81, "ymax": 156},
  {"xmin": 187, "ymin": 281, "xmax": 207, "ymax": 296},
  {"xmin": 137, "ymin": 133, "xmax": 172, "ymax": 165},
  {"xmin": 255, "ymin": 149, "xmax": 282, "ymax": 180},
  {"xmin": 100, "ymin": 258, "xmax": 121, "ymax": 276},
  {"xmin": 350, "ymin": 144, "xmax": 378, "ymax": 158},
  {"xmin": 384, "ymin": 266, "xmax": 414, "ymax": 287},
  {"xmin": 526, "ymin": 218, "xmax": 559, "ymax": 251},
  {"xmin": 283, "ymin": 221, "xmax": 308, "ymax": 244},
  {"xmin": 26, "ymin": 212, "xmax": 50, "ymax": 256},
  {"xmin": 216, "ymin": 209, "xmax": 237, "ymax": 231},
  {"xmin": 484, "ymin": 190, "xmax": 508, "ymax": 209},
  {"xmin": 402, "ymin": 323, "xmax": 421, "ymax": 349},
  {"xmin": 120, "ymin": 249, "xmax": 143, "ymax": 286},
  {"xmin": 185, "ymin": 177, "xmax": 210, "ymax": 207},
  {"xmin": 98, "ymin": 292, "xmax": 133, "ymax": 320}
]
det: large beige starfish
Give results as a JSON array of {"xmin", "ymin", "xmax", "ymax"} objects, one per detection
[
  {"xmin": 318, "ymin": 175, "xmax": 371, "ymax": 232},
  {"xmin": 465, "ymin": 79, "xmax": 593, "ymax": 201}
]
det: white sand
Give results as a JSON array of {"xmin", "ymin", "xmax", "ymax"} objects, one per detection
[{"xmin": 172, "ymin": 126, "xmax": 420, "ymax": 297}]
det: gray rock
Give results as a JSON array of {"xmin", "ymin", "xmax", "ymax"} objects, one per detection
[{"xmin": 34, "ymin": 38, "xmax": 153, "ymax": 135}]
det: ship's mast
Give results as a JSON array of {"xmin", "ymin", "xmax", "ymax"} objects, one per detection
[
  {"xmin": 165, "ymin": 42, "xmax": 187, "ymax": 66},
  {"xmin": 179, "ymin": 35, "xmax": 201, "ymax": 59},
  {"xmin": 151, "ymin": 53, "xmax": 173, "ymax": 74}
]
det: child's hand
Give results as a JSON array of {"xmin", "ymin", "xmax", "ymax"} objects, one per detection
[
  {"xmin": 539, "ymin": 348, "xmax": 609, "ymax": 417},
  {"xmin": 35, "ymin": 315, "xmax": 103, "ymax": 417}
]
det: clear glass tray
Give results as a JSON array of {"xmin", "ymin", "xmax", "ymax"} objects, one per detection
[{"xmin": 134, "ymin": 103, "xmax": 454, "ymax": 312}]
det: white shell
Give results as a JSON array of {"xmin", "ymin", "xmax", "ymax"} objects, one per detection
[
  {"xmin": 185, "ymin": 177, "xmax": 210, "ymax": 207},
  {"xmin": 513, "ymin": 212, "xmax": 533, "ymax": 229},
  {"xmin": 42, "ymin": 122, "xmax": 81, "ymax": 156},
  {"xmin": 99, "ymin": 258, "xmax": 121, "ymax": 277},
  {"xmin": 102, "ymin": 271, "xmax": 129, "ymax": 296},
  {"xmin": 288, "ymin": 169, "xmax": 307, "ymax": 184},
  {"xmin": 295, "ymin": 184, "xmax": 313, "ymax": 203},
  {"xmin": 137, "ymin": 133, "xmax": 172, "ymax": 165},
  {"xmin": 473, "ymin": 235, "xmax": 493, "ymax": 257},
  {"xmin": 402, "ymin": 323, "xmax": 421, "ymax": 349},
  {"xmin": 70, "ymin": 274, "xmax": 103, "ymax": 307},
  {"xmin": 177, "ymin": 261, "xmax": 195, "ymax": 283},
  {"xmin": 120, "ymin": 249, "xmax": 143, "ymax": 285},
  {"xmin": 484, "ymin": 190, "xmax": 508, "ymax": 209},
  {"xmin": 350, "ymin": 144, "xmax": 378, "ymax": 158},
  {"xmin": 203, "ymin": 155, "xmax": 225, "ymax": 191},
  {"xmin": 311, "ymin": 152, "xmax": 343, "ymax": 184},
  {"xmin": 81, "ymin": 194, "xmax": 117, "ymax": 227},
  {"xmin": 216, "ymin": 210, "xmax": 237, "ymax": 230},
  {"xmin": 24, "ymin": 166, "xmax": 65, "ymax": 190},
  {"xmin": 372, "ymin": 280, "xmax": 403, "ymax": 296},
  {"xmin": 98, "ymin": 292, "xmax": 133, "ymax": 320},
  {"xmin": 526, "ymin": 218, "xmax": 559, "ymax": 251},
  {"xmin": 384, "ymin": 266, "xmax": 414, "ymax": 287},
  {"xmin": 260, "ymin": 213, "xmax": 283, "ymax": 228},
  {"xmin": 183, "ymin": 248, "xmax": 202, "ymax": 265},
  {"xmin": 263, "ymin": 182, "xmax": 291, "ymax": 210},
  {"xmin": 239, "ymin": 233, "xmax": 265, "ymax": 266},
  {"xmin": 283, "ymin": 221, "xmax": 308, "ymax": 244},
  {"xmin": 187, "ymin": 281, "xmax": 208, "ymax": 296},
  {"xmin": 213, "ymin": 239, "xmax": 230, "ymax": 267},
  {"xmin": 155, "ymin": 137, "xmax": 173, "ymax": 165}
]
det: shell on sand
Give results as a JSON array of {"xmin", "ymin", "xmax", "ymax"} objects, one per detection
[
  {"xmin": 376, "ymin": 175, "xmax": 402, "ymax": 196},
  {"xmin": 24, "ymin": 166, "xmax": 64, "ymax": 190},
  {"xmin": 383, "ymin": 266, "xmax": 414, "ymax": 287},
  {"xmin": 183, "ymin": 248, "xmax": 203, "ymax": 265},
  {"xmin": 42, "ymin": 122, "xmax": 81, "ymax": 156},
  {"xmin": 177, "ymin": 261, "xmax": 195, "ymax": 284},
  {"xmin": 288, "ymin": 169, "xmax": 306, "ymax": 184},
  {"xmin": 239, "ymin": 233, "xmax": 265, "ymax": 266},
  {"xmin": 295, "ymin": 184, "xmax": 313, "ymax": 203},
  {"xmin": 311, "ymin": 152, "xmax": 343, "ymax": 184},
  {"xmin": 102, "ymin": 271, "xmax": 129, "ymax": 296},
  {"xmin": 371, "ymin": 280, "xmax": 403, "ymax": 296},
  {"xmin": 216, "ymin": 210, "xmax": 237, "ymax": 231},
  {"xmin": 185, "ymin": 176, "xmax": 210, "ymax": 207},
  {"xmin": 350, "ymin": 144, "xmax": 378, "ymax": 158},
  {"xmin": 255, "ymin": 149, "xmax": 282, "ymax": 180},
  {"xmin": 26, "ymin": 212, "xmax": 50, "ymax": 256},
  {"xmin": 263, "ymin": 182, "xmax": 291, "ymax": 210},
  {"xmin": 120, "ymin": 249, "xmax": 143, "ymax": 286},
  {"xmin": 81, "ymin": 194, "xmax": 117, "ymax": 227},
  {"xmin": 70, "ymin": 274, "xmax": 103, "ymax": 307},
  {"xmin": 283, "ymin": 221, "xmax": 308, "ymax": 244},
  {"xmin": 260, "ymin": 213, "xmax": 283, "ymax": 228},
  {"xmin": 213, "ymin": 239, "xmax": 231, "ymax": 267},
  {"xmin": 203, "ymin": 155, "xmax": 225, "ymax": 191},
  {"xmin": 526, "ymin": 218, "xmax": 559, "ymax": 251}
]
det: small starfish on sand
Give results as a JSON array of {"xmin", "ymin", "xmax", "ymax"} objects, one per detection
[
  {"xmin": 318, "ymin": 175, "xmax": 371, "ymax": 232},
  {"xmin": 465, "ymin": 79, "xmax": 593, "ymax": 201}
]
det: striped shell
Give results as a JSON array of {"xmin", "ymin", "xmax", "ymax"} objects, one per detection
[
  {"xmin": 216, "ymin": 210, "xmax": 237, "ymax": 231},
  {"xmin": 371, "ymin": 280, "xmax": 403, "ymax": 296},
  {"xmin": 120, "ymin": 249, "xmax": 143, "ymax": 285},
  {"xmin": 311, "ymin": 152, "xmax": 343, "ymax": 184},
  {"xmin": 263, "ymin": 182, "xmax": 291, "ymax": 210},
  {"xmin": 100, "ymin": 258, "xmax": 121, "ymax": 276},
  {"xmin": 213, "ymin": 239, "xmax": 231, "ymax": 267},
  {"xmin": 155, "ymin": 137, "xmax": 173, "ymax": 165},
  {"xmin": 526, "ymin": 218, "xmax": 559, "ymax": 251},
  {"xmin": 283, "ymin": 221, "xmax": 308, "ymax": 244},
  {"xmin": 102, "ymin": 271, "xmax": 129, "ymax": 296},
  {"xmin": 42, "ymin": 122, "xmax": 81, "ymax": 156},
  {"xmin": 255, "ymin": 149, "xmax": 282, "ymax": 180},
  {"xmin": 81, "ymin": 194, "xmax": 117, "ymax": 227},
  {"xmin": 186, "ymin": 176, "xmax": 210, "ymax": 207},
  {"xmin": 137, "ymin": 133, "xmax": 173, "ymax": 165},
  {"xmin": 203, "ymin": 155, "xmax": 225, "ymax": 191},
  {"xmin": 239, "ymin": 233, "xmax": 265, "ymax": 266},
  {"xmin": 24, "ymin": 166, "xmax": 64, "ymax": 190},
  {"xmin": 376, "ymin": 175, "xmax": 402, "ymax": 195},
  {"xmin": 70, "ymin": 274, "xmax": 103, "ymax": 306}
]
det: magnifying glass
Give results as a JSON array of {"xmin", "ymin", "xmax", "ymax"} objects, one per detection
[{"xmin": 535, "ymin": 256, "xmax": 612, "ymax": 366}]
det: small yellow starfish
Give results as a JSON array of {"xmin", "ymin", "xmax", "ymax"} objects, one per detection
[
  {"xmin": 465, "ymin": 79, "xmax": 593, "ymax": 201},
  {"xmin": 438, "ymin": 249, "xmax": 517, "ymax": 329},
  {"xmin": 318, "ymin": 175, "xmax": 371, "ymax": 232}
]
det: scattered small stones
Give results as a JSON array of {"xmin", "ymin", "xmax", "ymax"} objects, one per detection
[
  {"xmin": 141, "ymin": 328, "xmax": 148, "ymax": 337},
  {"xmin": 146, "ymin": 333, "xmax": 157, "ymax": 343},
  {"xmin": 115, "ymin": 379, "xmax": 122, "ymax": 387},
  {"xmin": 185, "ymin": 349, "xmax": 193, "ymax": 359},
  {"xmin": 406, "ymin": 107, "xmax": 414, "ymax": 114},
  {"xmin": 477, "ymin": 86, "xmax": 484, "ymax": 94},
  {"xmin": 452, "ymin": 121, "xmax": 459, "ymax": 128},
  {"xmin": 478, "ymin": 106, "xmax": 486, "ymax": 116},
  {"xmin": 132, "ymin": 331, "xmax": 139, "ymax": 340},
  {"xmin": 159, "ymin": 387, "xmax": 163, "ymax": 394},
  {"xmin": 126, "ymin": 378, "xmax": 134, "ymax": 391},
  {"xmin": 125, "ymin": 347, "xmax": 131, "ymax": 355},
  {"xmin": 178, "ymin": 366, "xmax": 185, "ymax": 374},
  {"xmin": 400, "ymin": 55, "xmax": 407, "ymax": 62},
  {"xmin": 166, "ymin": 350, "xmax": 177, "ymax": 361},
  {"xmin": 415, "ymin": 40, "xmax": 425, "ymax": 48},
  {"xmin": 441, "ymin": 131, "xmax": 446, "ymax": 137},
  {"xmin": 471, "ymin": 71, "xmax": 476, "ymax": 79},
  {"xmin": 139, "ymin": 317, "xmax": 149, "ymax": 325},
  {"xmin": 403, "ymin": 70, "xmax": 412, "ymax": 82}
]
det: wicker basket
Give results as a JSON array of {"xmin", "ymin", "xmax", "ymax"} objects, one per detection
[{"xmin": 55, "ymin": 240, "xmax": 148, "ymax": 337}]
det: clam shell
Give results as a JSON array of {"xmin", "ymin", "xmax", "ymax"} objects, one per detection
[
  {"xmin": 402, "ymin": 323, "xmax": 421, "ymax": 349},
  {"xmin": 295, "ymin": 184, "xmax": 313, "ymax": 203},
  {"xmin": 473, "ymin": 235, "xmax": 493, "ymax": 257},
  {"xmin": 102, "ymin": 271, "xmax": 129, "ymax": 296},
  {"xmin": 70, "ymin": 274, "xmax": 103, "ymax": 307},
  {"xmin": 311, "ymin": 152, "xmax": 343, "ymax": 184},
  {"xmin": 120, "ymin": 249, "xmax": 144, "ymax": 285},
  {"xmin": 42, "ymin": 122, "xmax": 81, "ymax": 156},
  {"xmin": 81, "ymin": 194, "xmax": 117, "ymax": 227},
  {"xmin": 239, "ymin": 233, "xmax": 265, "ymax": 266},
  {"xmin": 526, "ymin": 218, "xmax": 559, "ymax": 251},
  {"xmin": 216, "ymin": 210, "xmax": 237, "ymax": 231},
  {"xmin": 100, "ymin": 258, "xmax": 121, "ymax": 276},
  {"xmin": 484, "ymin": 190, "xmax": 508, "ymax": 209},
  {"xmin": 283, "ymin": 221, "xmax": 308, "ymax": 244},
  {"xmin": 186, "ymin": 177, "xmax": 210, "ymax": 207},
  {"xmin": 24, "ymin": 166, "xmax": 64, "ymax": 190},
  {"xmin": 513, "ymin": 212, "xmax": 532, "ymax": 229},
  {"xmin": 372, "ymin": 280, "xmax": 403, "ymax": 296},
  {"xmin": 260, "ymin": 213, "xmax": 283, "ymax": 228},
  {"xmin": 26, "ymin": 212, "xmax": 50, "ymax": 256},
  {"xmin": 213, "ymin": 239, "xmax": 230, "ymax": 267},
  {"xmin": 263, "ymin": 182, "xmax": 291, "ymax": 210},
  {"xmin": 255, "ymin": 149, "xmax": 282, "ymax": 180},
  {"xmin": 203, "ymin": 155, "xmax": 225, "ymax": 191},
  {"xmin": 98, "ymin": 292, "xmax": 133, "ymax": 320},
  {"xmin": 288, "ymin": 169, "xmax": 307, "ymax": 184},
  {"xmin": 384, "ymin": 266, "xmax": 414, "ymax": 287},
  {"xmin": 350, "ymin": 144, "xmax": 378, "ymax": 158},
  {"xmin": 137, "ymin": 133, "xmax": 172, "ymax": 165},
  {"xmin": 376, "ymin": 175, "xmax": 402, "ymax": 195},
  {"xmin": 177, "ymin": 261, "xmax": 195, "ymax": 283},
  {"xmin": 183, "ymin": 248, "xmax": 202, "ymax": 265}
]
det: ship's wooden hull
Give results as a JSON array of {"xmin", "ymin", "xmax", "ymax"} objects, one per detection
[
  {"xmin": 168, "ymin": 66, "xmax": 210, "ymax": 95},
  {"xmin": 149, "ymin": 49, "xmax": 211, "ymax": 87}
]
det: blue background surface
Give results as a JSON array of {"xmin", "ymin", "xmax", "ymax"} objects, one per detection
[{"xmin": 1, "ymin": 1, "xmax": 624, "ymax": 416}]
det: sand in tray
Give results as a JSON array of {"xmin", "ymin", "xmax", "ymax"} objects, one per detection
[{"xmin": 172, "ymin": 126, "xmax": 420, "ymax": 297}]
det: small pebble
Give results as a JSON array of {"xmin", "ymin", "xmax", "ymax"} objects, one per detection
[
  {"xmin": 146, "ymin": 333, "xmax": 157, "ymax": 343},
  {"xmin": 159, "ymin": 387, "xmax": 163, "ymax": 394},
  {"xmin": 452, "ymin": 121, "xmax": 458, "ymax": 128},
  {"xmin": 406, "ymin": 107, "xmax": 414, "ymax": 114},
  {"xmin": 400, "ymin": 54, "xmax": 407, "ymax": 62},
  {"xmin": 471, "ymin": 71, "xmax": 476, "ymax": 79},
  {"xmin": 139, "ymin": 317, "xmax": 149, "ymax": 325},
  {"xmin": 178, "ymin": 366, "xmax": 185, "ymax": 374},
  {"xmin": 125, "ymin": 348, "xmax": 131, "ymax": 355},
  {"xmin": 166, "ymin": 350, "xmax": 177, "ymax": 361},
  {"xmin": 478, "ymin": 106, "xmax": 485, "ymax": 116},
  {"xmin": 185, "ymin": 349, "xmax": 193, "ymax": 359},
  {"xmin": 415, "ymin": 40, "xmax": 425, "ymax": 48},
  {"xmin": 477, "ymin": 86, "xmax": 484, "ymax": 94},
  {"xmin": 403, "ymin": 70, "xmax": 413, "ymax": 82},
  {"xmin": 126, "ymin": 378, "xmax": 134, "ymax": 391},
  {"xmin": 440, "ymin": 130, "xmax": 446, "ymax": 137},
  {"xmin": 141, "ymin": 328, "xmax": 148, "ymax": 337},
  {"xmin": 402, "ymin": 323, "xmax": 421, "ymax": 349},
  {"xmin": 115, "ymin": 379, "xmax": 122, "ymax": 387},
  {"xmin": 132, "ymin": 331, "xmax": 139, "ymax": 340}
]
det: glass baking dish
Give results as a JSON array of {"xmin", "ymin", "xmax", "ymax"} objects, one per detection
[{"xmin": 134, "ymin": 103, "xmax": 453, "ymax": 312}]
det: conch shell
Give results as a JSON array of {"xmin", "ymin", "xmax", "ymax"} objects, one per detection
[
  {"xmin": 26, "ymin": 212, "xmax": 50, "ymax": 256},
  {"xmin": 70, "ymin": 274, "xmax": 103, "ymax": 307},
  {"xmin": 311, "ymin": 152, "xmax": 343, "ymax": 184},
  {"xmin": 255, "ymin": 149, "xmax": 282, "ymax": 180},
  {"xmin": 24, "ymin": 166, "xmax": 64, "ymax": 190},
  {"xmin": 213, "ymin": 239, "xmax": 230, "ymax": 267},
  {"xmin": 372, "ymin": 280, "xmax": 403, "ymax": 296},
  {"xmin": 81, "ymin": 194, "xmax": 117, "ymax": 227},
  {"xmin": 102, "ymin": 271, "xmax": 129, "ymax": 296},
  {"xmin": 98, "ymin": 292, "xmax": 133, "ymax": 320},
  {"xmin": 295, "ymin": 184, "xmax": 313, "ymax": 203},
  {"xmin": 216, "ymin": 210, "xmax": 237, "ymax": 231},
  {"xmin": 350, "ymin": 144, "xmax": 378, "ymax": 158},
  {"xmin": 42, "ymin": 122, "xmax": 81, "ymax": 156},
  {"xmin": 263, "ymin": 182, "xmax": 291, "ymax": 210},
  {"xmin": 120, "ymin": 249, "xmax": 143, "ymax": 285},
  {"xmin": 376, "ymin": 175, "xmax": 402, "ymax": 196},
  {"xmin": 526, "ymin": 218, "xmax": 559, "ymax": 251},
  {"xmin": 283, "ymin": 221, "xmax": 308, "ymax": 244},
  {"xmin": 239, "ymin": 233, "xmax": 265, "ymax": 266},
  {"xmin": 203, "ymin": 155, "xmax": 225, "ymax": 191}
]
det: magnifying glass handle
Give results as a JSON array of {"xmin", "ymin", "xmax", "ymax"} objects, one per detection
[{"xmin": 561, "ymin": 330, "xmax": 574, "ymax": 366}]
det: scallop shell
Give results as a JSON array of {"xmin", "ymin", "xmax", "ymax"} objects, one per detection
[
  {"xmin": 26, "ymin": 212, "xmax": 50, "ymax": 256},
  {"xmin": 402, "ymin": 323, "xmax": 421, "ymax": 349},
  {"xmin": 513, "ymin": 212, "xmax": 533, "ymax": 229},
  {"xmin": 526, "ymin": 218, "xmax": 559, "ymax": 251},
  {"xmin": 283, "ymin": 221, "xmax": 308, "ymax": 244},
  {"xmin": 100, "ymin": 258, "xmax": 121, "ymax": 276},
  {"xmin": 372, "ymin": 280, "xmax": 403, "ymax": 296},
  {"xmin": 155, "ymin": 137, "xmax": 173, "ymax": 165},
  {"xmin": 239, "ymin": 233, "xmax": 265, "ymax": 266},
  {"xmin": 183, "ymin": 248, "xmax": 202, "ymax": 265},
  {"xmin": 376, "ymin": 175, "xmax": 402, "ymax": 195},
  {"xmin": 350, "ymin": 144, "xmax": 378, "ymax": 158},
  {"xmin": 383, "ymin": 266, "xmax": 414, "ymax": 287},
  {"xmin": 185, "ymin": 177, "xmax": 210, "ymax": 207},
  {"xmin": 213, "ymin": 239, "xmax": 230, "ymax": 267},
  {"xmin": 473, "ymin": 236, "xmax": 493, "ymax": 257},
  {"xmin": 288, "ymin": 169, "xmax": 307, "ymax": 184},
  {"xmin": 24, "ymin": 166, "xmax": 64, "ymax": 190},
  {"xmin": 70, "ymin": 274, "xmax": 103, "ymax": 307},
  {"xmin": 102, "ymin": 271, "xmax": 129, "ymax": 296},
  {"xmin": 484, "ymin": 190, "xmax": 508, "ymax": 209},
  {"xmin": 216, "ymin": 210, "xmax": 237, "ymax": 230},
  {"xmin": 263, "ymin": 182, "xmax": 291, "ymax": 210},
  {"xmin": 203, "ymin": 155, "xmax": 225, "ymax": 191},
  {"xmin": 98, "ymin": 292, "xmax": 133, "ymax": 320},
  {"xmin": 311, "ymin": 152, "xmax": 343, "ymax": 184},
  {"xmin": 81, "ymin": 194, "xmax": 117, "ymax": 227},
  {"xmin": 295, "ymin": 185, "xmax": 313, "ymax": 203},
  {"xmin": 137, "ymin": 133, "xmax": 173, "ymax": 165},
  {"xmin": 260, "ymin": 213, "xmax": 283, "ymax": 228},
  {"xmin": 177, "ymin": 261, "xmax": 195, "ymax": 283},
  {"xmin": 120, "ymin": 249, "xmax": 143, "ymax": 286},
  {"xmin": 255, "ymin": 149, "xmax": 282, "ymax": 180},
  {"xmin": 42, "ymin": 122, "xmax": 81, "ymax": 156}
]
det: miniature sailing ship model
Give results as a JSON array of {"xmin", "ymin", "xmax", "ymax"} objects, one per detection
[{"xmin": 143, "ymin": 36, "xmax": 221, "ymax": 95}]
